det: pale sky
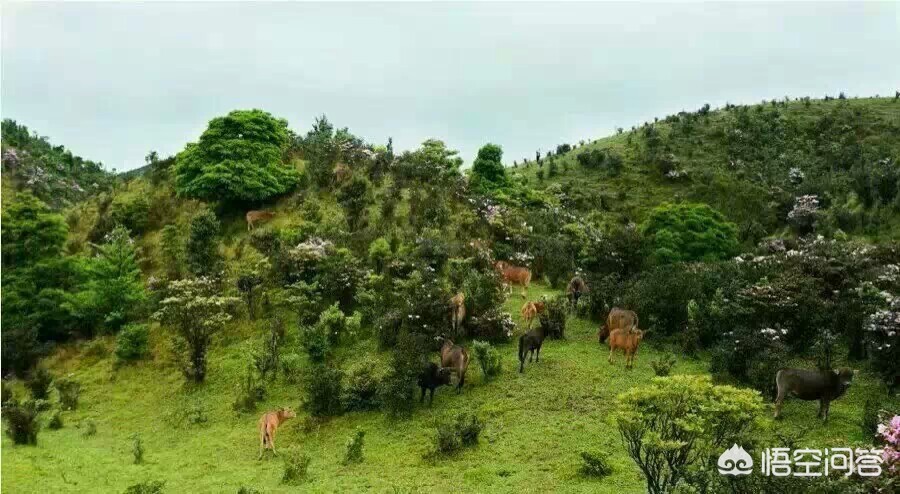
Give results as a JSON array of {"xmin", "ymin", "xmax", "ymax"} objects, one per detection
[{"xmin": 2, "ymin": 2, "xmax": 898, "ymax": 172}]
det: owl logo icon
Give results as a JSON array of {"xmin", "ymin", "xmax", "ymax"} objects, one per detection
[{"xmin": 717, "ymin": 444, "xmax": 753, "ymax": 475}]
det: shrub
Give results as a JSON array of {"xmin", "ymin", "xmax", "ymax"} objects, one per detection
[
  {"xmin": 710, "ymin": 326, "xmax": 788, "ymax": 399},
  {"xmin": 1, "ymin": 380, "xmax": 12, "ymax": 407},
  {"xmin": 650, "ymin": 353, "xmax": 676, "ymax": 377},
  {"xmin": 866, "ymin": 297, "xmax": 900, "ymax": 393},
  {"xmin": 281, "ymin": 449, "xmax": 312, "ymax": 484},
  {"xmin": 48, "ymin": 409, "xmax": 64, "ymax": 430},
  {"xmin": 281, "ymin": 353, "xmax": 303, "ymax": 384},
  {"xmin": 131, "ymin": 433, "xmax": 144, "ymax": 464},
  {"xmin": 4, "ymin": 399, "xmax": 41, "ymax": 445},
  {"xmin": 304, "ymin": 363, "xmax": 344, "ymax": 417},
  {"xmin": 251, "ymin": 318, "xmax": 282, "ymax": 379},
  {"xmin": 54, "ymin": 378, "xmax": 81, "ymax": 410},
  {"xmin": 640, "ymin": 203, "xmax": 739, "ymax": 263},
  {"xmin": 26, "ymin": 367, "xmax": 53, "ymax": 400},
  {"xmin": 580, "ymin": 450, "xmax": 613, "ymax": 478},
  {"xmin": 343, "ymin": 362, "xmax": 382, "ymax": 412},
  {"xmin": 116, "ymin": 323, "xmax": 150, "ymax": 362},
  {"xmin": 538, "ymin": 296, "xmax": 568, "ymax": 339},
  {"xmin": 123, "ymin": 480, "xmax": 165, "ymax": 494},
  {"xmin": 462, "ymin": 269, "xmax": 505, "ymax": 321},
  {"xmin": 237, "ymin": 487, "xmax": 260, "ymax": 494},
  {"xmin": 343, "ymin": 429, "xmax": 365, "ymax": 465},
  {"xmin": 232, "ymin": 364, "xmax": 266, "ymax": 413},
  {"xmin": 185, "ymin": 209, "xmax": 223, "ymax": 277},
  {"xmin": 380, "ymin": 333, "xmax": 427, "ymax": 419},
  {"xmin": 81, "ymin": 419, "xmax": 97, "ymax": 437},
  {"xmin": 859, "ymin": 399, "xmax": 882, "ymax": 441},
  {"xmin": 430, "ymin": 413, "xmax": 484, "ymax": 456},
  {"xmin": 368, "ymin": 237, "xmax": 391, "ymax": 272},
  {"xmin": 468, "ymin": 309, "xmax": 515, "ymax": 343},
  {"xmin": 471, "ymin": 340, "xmax": 502, "ymax": 381},
  {"xmin": 617, "ymin": 376, "xmax": 764, "ymax": 494}
]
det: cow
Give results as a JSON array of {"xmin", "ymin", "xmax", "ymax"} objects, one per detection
[
  {"xmin": 449, "ymin": 293, "xmax": 466, "ymax": 338},
  {"xmin": 520, "ymin": 299, "xmax": 547, "ymax": 331},
  {"xmin": 566, "ymin": 276, "xmax": 588, "ymax": 311},
  {"xmin": 495, "ymin": 261, "xmax": 532, "ymax": 298},
  {"xmin": 438, "ymin": 338, "xmax": 470, "ymax": 393},
  {"xmin": 774, "ymin": 368, "xmax": 856, "ymax": 421},
  {"xmin": 418, "ymin": 362, "xmax": 452, "ymax": 404},
  {"xmin": 518, "ymin": 324, "xmax": 547, "ymax": 373},
  {"xmin": 598, "ymin": 308, "xmax": 639, "ymax": 343},
  {"xmin": 607, "ymin": 328, "xmax": 645, "ymax": 369},
  {"xmin": 246, "ymin": 210, "xmax": 276, "ymax": 231},
  {"xmin": 257, "ymin": 407, "xmax": 296, "ymax": 459}
]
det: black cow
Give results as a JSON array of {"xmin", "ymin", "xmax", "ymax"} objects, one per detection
[
  {"xmin": 774, "ymin": 368, "xmax": 856, "ymax": 421},
  {"xmin": 418, "ymin": 362, "xmax": 452, "ymax": 405},
  {"xmin": 518, "ymin": 325, "xmax": 547, "ymax": 373}
]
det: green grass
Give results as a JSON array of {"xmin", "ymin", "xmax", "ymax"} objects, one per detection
[{"xmin": 4, "ymin": 284, "xmax": 896, "ymax": 493}]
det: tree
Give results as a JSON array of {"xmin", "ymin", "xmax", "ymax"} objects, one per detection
[
  {"xmin": 174, "ymin": 109, "xmax": 299, "ymax": 203},
  {"xmin": 337, "ymin": 175, "xmax": 372, "ymax": 231},
  {"xmin": 617, "ymin": 375, "xmax": 763, "ymax": 494},
  {"xmin": 153, "ymin": 278, "xmax": 238, "ymax": 382},
  {"xmin": 640, "ymin": 203, "xmax": 739, "ymax": 263},
  {"xmin": 186, "ymin": 209, "xmax": 222, "ymax": 277},
  {"xmin": 471, "ymin": 143, "xmax": 506, "ymax": 189},
  {"xmin": 1, "ymin": 192, "xmax": 67, "ymax": 269}
]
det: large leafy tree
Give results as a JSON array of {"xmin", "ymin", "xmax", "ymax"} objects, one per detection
[
  {"xmin": 174, "ymin": 109, "xmax": 299, "ymax": 202},
  {"xmin": 640, "ymin": 203, "xmax": 739, "ymax": 263},
  {"xmin": 470, "ymin": 143, "xmax": 506, "ymax": 190}
]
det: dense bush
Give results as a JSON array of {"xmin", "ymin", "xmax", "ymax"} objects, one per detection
[
  {"xmin": 866, "ymin": 297, "xmax": 900, "ymax": 393},
  {"xmin": 186, "ymin": 209, "xmax": 223, "ymax": 277},
  {"xmin": 115, "ymin": 323, "xmax": 150, "ymax": 363},
  {"xmin": 123, "ymin": 480, "xmax": 165, "ymax": 494},
  {"xmin": 232, "ymin": 364, "xmax": 266, "ymax": 413},
  {"xmin": 580, "ymin": 450, "xmax": 613, "ymax": 478},
  {"xmin": 303, "ymin": 363, "xmax": 344, "ymax": 417},
  {"xmin": 468, "ymin": 309, "xmax": 515, "ymax": 343},
  {"xmin": 471, "ymin": 143, "xmax": 507, "ymax": 190},
  {"xmin": 471, "ymin": 340, "xmax": 502, "ymax": 380},
  {"xmin": 649, "ymin": 353, "xmax": 676, "ymax": 377},
  {"xmin": 461, "ymin": 269, "xmax": 506, "ymax": 321},
  {"xmin": 4, "ymin": 399, "xmax": 41, "ymax": 445},
  {"xmin": 48, "ymin": 409, "xmax": 64, "ymax": 430},
  {"xmin": 539, "ymin": 296, "xmax": 568, "ymax": 339},
  {"xmin": 280, "ymin": 353, "xmax": 303, "ymax": 384},
  {"xmin": 640, "ymin": 203, "xmax": 739, "ymax": 263},
  {"xmin": 175, "ymin": 109, "xmax": 299, "ymax": 203},
  {"xmin": 26, "ymin": 367, "xmax": 53, "ymax": 400},
  {"xmin": 430, "ymin": 413, "xmax": 484, "ymax": 456},
  {"xmin": 281, "ymin": 449, "xmax": 312, "ymax": 484},
  {"xmin": 343, "ymin": 361, "xmax": 382, "ymax": 412},
  {"xmin": 54, "ymin": 378, "xmax": 81, "ymax": 411},
  {"xmin": 710, "ymin": 326, "xmax": 788, "ymax": 399},
  {"xmin": 343, "ymin": 429, "xmax": 365, "ymax": 465},
  {"xmin": 379, "ymin": 333, "xmax": 427, "ymax": 419}
]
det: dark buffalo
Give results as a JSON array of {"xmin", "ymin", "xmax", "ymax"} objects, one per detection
[
  {"xmin": 418, "ymin": 362, "xmax": 452, "ymax": 405},
  {"xmin": 518, "ymin": 324, "xmax": 547, "ymax": 373},
  {"xmin": 774, "ymin": 368, "xmax": 856, "ymax": 421}
]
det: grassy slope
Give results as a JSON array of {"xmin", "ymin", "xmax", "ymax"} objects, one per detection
[{"xmin": 4, "ymin": 283, "xmax": 897, "ymax": 493}]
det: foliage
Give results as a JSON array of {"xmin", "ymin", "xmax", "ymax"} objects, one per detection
[
  {"xmin": 579, "ymin": 450, "xmax": 613, "ymax": 478},
  {"xmin": 81, "ymin": 419, "xmax": 97, "ymax": 437},
  {"xmin": 26, "ymin": 367, "xmax": 53, "ymax": 400},
  {"xmin": 185, "ymin": 209, "xmax": 223, "ymax": 277},
  {"xmin": 131, "ymin": 433, "xmax": 144, "ymax": 464},
  {"xmin": 379, "ymin": 333, "xmax": 427, "ymax": 419},
  {"xmin": 281, "ymin": 449, "xmax": 312, "ymax": 485},
  {"xmin": 471, "ymin": 143, "xmax": 507, "ymax": 190},
  {"xmin": 471, "ymin": 340, "xmax": 502, "ymax": 380},
  {"xmin": 468, "ymin": 308, "xmax": 515, "ymax": 343},
  {"xmin": 538, "ymin": 296, "xmax": 568, "ymax": 339},
  {"xmin": 866, "ymin": 297, "xmax": 900, "ymax": 392},
  {"xmin": 159, "ymin": 223, "xmax": 187, "ymax": 279},
  {"xmin": 115, "ymin": 323, "xmax": 150, "ymax": 362},
  {"xmin": 337, "ymin": 175, "xmax": 373, "ymax": 231},
  {"xmin": 232, "ymin": 364, "xmax": 266, "ymax": 413},
  {"xmin": 649, "ymin": 353, "xmax": 676, "ymax": 377},
  {"xmin": 430, "ymin": 413, "xmax": 484, "ymax": 456},
  {"xmin": 54, "ymin": 378, "xmax": 81, "ymax": 411},
  {"xmin": 123, "ymin": 480, "xmax": 165, "ymax": 494},
  {"xmin": 153, "ymin": 277, "xmax": 239, "ymax": 382},
  {"xmin": 48, "ymin": 410, "xmax": 64, "ymax": 430},
  {"xmin": 3, "ymin": 399, "xmax": 41, "ymax": 445},
  {"xmin": 174, "ymin": 109, "xmax": 298, "ymax": 202},
  {"xmin": 236, "ymin": 274, "xmax": 263, "ymax": 320},
  {"xmin": 640, "ymin": 203, "xmax": 739, "ymax": 263},
  {"xmin": 616, "ymin": 375, "xmax": 764, "ymax": 494},
  {"xmin": 251, "ymin": 317, "xmax": 282, "ymax": 379},
  {"xmin": 710, "ymin": 325, "xmax": 788, "ymax": 398},
  {"xmin": 342, "ymin": 429, "xmax": 365, "ymax": 465},
  {"xmin": 303, "ymin": 363, "xmax": 345, "ymax": 417},
  {"xmin": 367, "ymin": 237, "xmax": 391, "ymax": 272},
  {"xmin": 461, "ymin": 269, "xmax": 505, "ymax": 321},
  {"xmin": 280, "ymin": 353, "xmax": 303, "ymax": 384},
  {"xmin": 343, "ymin": 361, "xmax": 382, "ymax": 412}
]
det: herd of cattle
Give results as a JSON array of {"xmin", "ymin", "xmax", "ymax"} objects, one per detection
[{"xmin": 256, "ymin": 257, "xmax": 859, "ymax": 458}]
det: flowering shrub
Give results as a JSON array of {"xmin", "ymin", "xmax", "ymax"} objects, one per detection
[
  {"xmin": 787, "ymin": 194, "xmax": 820, "ymax": 234},
  {"xmin": 468, "ymin": 308, "xmax": 515, "ymax": 343},
  {"xmin": 539, "ymin": 296, "xmax": 568, "ymax": 339},
  {"xmin": 867, "ymin": 297, "xmax": 900, "ymax": 392},
  {"xmin": 710, "ymin": 325, "xmax": 788, "ymax": 398},
  {"xmin": 788, "ymin": 166, "xmax": 805, "ymax": 185},
  {"xmin": 878, "ymin": 415, "xmax": 900, "ymax": 473}
]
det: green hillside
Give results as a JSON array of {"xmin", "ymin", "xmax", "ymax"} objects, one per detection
[{"xmin": 3, "ymin": 99, "xmax": 900, "ymax": 493}]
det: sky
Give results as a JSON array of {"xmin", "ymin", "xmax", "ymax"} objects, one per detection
[{"xmin": 2, "ymin": 2, "xmax": 898, "ymax": 172}]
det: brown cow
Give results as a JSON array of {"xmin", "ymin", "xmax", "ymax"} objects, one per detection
[
  {"xmin": 520, "ymin": 299, "xmax": 546, "ymax": 331},
  {"xmin": 246, "ymin": 210, "xmax": 276, "ymax": 231},
  {"xmin": 438, "ymin": 338, "xmax": 470, "ymax": 393},
  {"xmin": 257, "ymin": 407, "xmax": 296, "ymax": 459},
  {"xmin": 566, "ymin": 276, "xmax": 588, "ymax": 311},
  {"xmin": 597, "ymin": 308, "xmax": 639, "ymax": 343},
  {"xmin": 607, "ymin": 328, "xmax": 645, "ymax": 369},
  {"xmin": 449, "ymin": 293, "xmax": 466, "ymax": 337},
  {"xmin": 495, "ymin": 260, "xmax": 532, "ymax": 298}
]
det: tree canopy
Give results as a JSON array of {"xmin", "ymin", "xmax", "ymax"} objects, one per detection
[
  {"xmin": 174, "ymin": 109, "xmax": 299, "ymax": 202},
  {"xmin": 640, "ymin": 202, "xmax": 739, "ymax": 263},
  {"xmin": 471, "ymin": 143, "xmax": 506, "ymax": 189}
]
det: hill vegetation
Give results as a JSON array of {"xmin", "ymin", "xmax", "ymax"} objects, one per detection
[{"xmin": 3, "ymin": 96, "xmax": 900, "ymax": 493}]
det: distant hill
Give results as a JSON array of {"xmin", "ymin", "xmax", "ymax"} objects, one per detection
[
  {"xmin": 510, "ymin": 96, "xmax": 900, "ymax": 242},
  {"xmin": 1, "ymin": 119, "xmax": 115, "ymax": 208}
]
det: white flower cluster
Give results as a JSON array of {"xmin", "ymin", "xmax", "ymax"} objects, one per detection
[
  {"xmin": 788, "ymin": 167, "xmax": 805, "ymax": 185},
  {"xmin": 787, "ymin": 195, "xmax": 820, "ymax": 221}
]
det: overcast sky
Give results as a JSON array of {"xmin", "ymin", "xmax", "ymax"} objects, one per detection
[{"xmin": 2, "ymin": 2, "xmax": 898, "ymax": 172}]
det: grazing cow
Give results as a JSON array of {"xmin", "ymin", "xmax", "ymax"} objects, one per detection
[
  {"xmin": 518, "ymin": 324, "xmax": 547, "ymax": 373},
  {"xmin": 774, "ymin": 368, "xmax": 856, "ymax": 421},
  {"xmin": 607, "ymin": 328, "xmax": 645, "ymax": 369},
  {"xmin": 449, "ymin": 293, "xmax": 466, "ymax": 337},
  {"xmin": 438, "ymin": 338, "xmax": 470, "ymax": 393},
  {"xmin": 246, "ymin": 210, "xmax": 276, "ymax": 231},
  {"xmin": 520, "ymin": 299, "xmax": 546, "ymax": 331},
  {"xmin": 597, "ymin": 308, "xmax": 639, "ymax": 343},
  {"xmin": 257, "ymin": 407, "xmax": 296, "ymax": 459},
  {"xmin": 495, "ymin": 261, "xmax": 532, "ymax": 298},
  {"xmin": 418, "ymin": 362, "xmax": 452, "ymax": 404},
  {"xmin": 566, "ymin": 276, "xmax": 588, "ymax": 311}
]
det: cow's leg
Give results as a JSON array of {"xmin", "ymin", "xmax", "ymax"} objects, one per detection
[
  {"xmin": 773, "ymin": 389, "xmax": 785, "ymax": 419},
  {"xmin": 457, "ymin": 370, "xmax": 465, "ymax": 393},
  {"xmin": 269, "ymin": 428, "xmax": 277, "ymax": 456},
  {"xmin": 429, "ymin": 388, "xmax": 435, "ymax": 405},
  {"xmin": 420, "ymin": 387, "xmax": 426, "ymax": 403},
  {"xmin": 608, "ymin": 348, "xmax": 615, "ymax": 364},
  {"xmin": 536, "ymin": 345, "xmax": 541, "ymax": 362},
  {"xmin": 258, "ymin": 428, "xmax": 266, "ymax": 460}
]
